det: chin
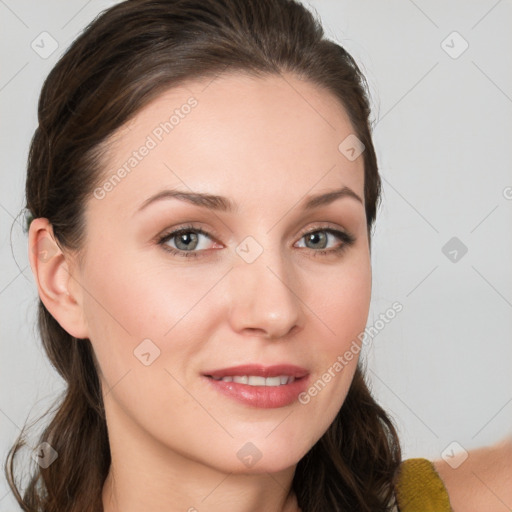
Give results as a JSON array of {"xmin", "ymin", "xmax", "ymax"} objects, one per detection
[
  {"xmin": 236, "ymin": 436, "xmax": 313, "ymax": 475},
  {"xmin": 194, "ymin": 436, "xmax": 311, "ymax": 476}
]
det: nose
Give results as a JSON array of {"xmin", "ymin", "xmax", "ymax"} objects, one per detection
[{"xmin": 226, "ymin": 248, "xmax": 305, "ymax": 340}]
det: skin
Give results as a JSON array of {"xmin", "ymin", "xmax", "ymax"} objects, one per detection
[
  {"xmin": 29, "ymin": 72, "xmax": 371, "ymax": 512},
  {"xmin": 433, "ymin": 437, "xmax": 512, "ymax": 512}
]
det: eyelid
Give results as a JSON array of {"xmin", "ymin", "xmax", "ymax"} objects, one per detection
[
  {"xmin": 157, "ymin": 223, "xmax": 221, "ymax": 242},
  {"xmin": 296, "ymin": 222, "xmax": 350, "ymax": 239}
]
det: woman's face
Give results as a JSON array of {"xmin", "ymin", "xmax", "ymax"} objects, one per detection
[{"xmin": 74, "ymin": 72, "xmax": 371, "ymax": 474}]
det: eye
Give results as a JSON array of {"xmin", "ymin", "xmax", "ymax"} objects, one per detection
[
  {"xmin": 295, "ymin": 227, "xmax": 355, "ymax": 256},
  {"xmin": 157, "ymin": 225, "xmax": 219, "ymax": 258}
]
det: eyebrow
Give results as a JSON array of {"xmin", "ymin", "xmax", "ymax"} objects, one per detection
[{"xmin": 135, "ymin": 186, "xmax": 363, "ymax": 215}]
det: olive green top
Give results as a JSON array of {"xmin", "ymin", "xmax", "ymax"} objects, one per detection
[{"xmin": 394, "ymin": 458, "xmax": 453, "ymax": 512}]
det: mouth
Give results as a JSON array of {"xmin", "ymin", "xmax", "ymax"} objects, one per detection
[{"xmin": 202, "ymin": 364, "xmax": 310, "ymax": 408}]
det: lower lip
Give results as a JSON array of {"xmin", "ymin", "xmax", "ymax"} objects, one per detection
[{"xmin": 203, "ymin": 376, "xmax": 309, "ymax": 408}]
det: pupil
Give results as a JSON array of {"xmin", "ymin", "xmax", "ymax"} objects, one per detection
[
  {"xmin": 308, "ymin": 232, "xmax": 326, "ymax": 249},
  {"xmin": 177, "ymin": 232, "xmax": 197, "ymax": 250}
]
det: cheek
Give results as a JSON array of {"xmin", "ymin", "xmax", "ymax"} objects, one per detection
[
  {"xmin": 307, "ymin": 250, "xmax": 372, "ymax": 351},
  {"xmin": 79, "ymin": 249, "xmax": 227, "ymax": 379},
  {"xmin": 323, "ymin": 270, "xmax": 371, "ymax": 333},
  {"xmin": 293, "ymin": 253, "xmax": 371, "ymax": 425}
]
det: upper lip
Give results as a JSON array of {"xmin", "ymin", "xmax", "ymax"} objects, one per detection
[{"xmin": 203, "ymin": 364, "xmax": 309, "ymax": 379}]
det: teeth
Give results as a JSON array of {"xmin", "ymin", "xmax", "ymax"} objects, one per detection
[
  {"xmin": 212, "ymin": 375, "xmax": 295, "ymax": 386},
  {"xmin": 263, "ymin": 376, "xmax": 281, "ymax": 387}
]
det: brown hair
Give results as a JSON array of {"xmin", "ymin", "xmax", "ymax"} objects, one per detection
[{"xmin": 6, "ymin": 0, "xmax": 401, "ymax": 510}]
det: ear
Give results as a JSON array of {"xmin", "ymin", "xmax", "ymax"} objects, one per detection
[{"xmin": 28, "ymin": 218, "xmax": 89, "ymax": 339}]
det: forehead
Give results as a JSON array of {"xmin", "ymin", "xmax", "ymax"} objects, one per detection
[{"xmin": 92, "ymin": 72, "xmax": 365, "ymax": 215}]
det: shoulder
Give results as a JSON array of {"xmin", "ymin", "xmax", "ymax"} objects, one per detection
[
  {"xmin": 432, "ymin": 437, "xmax": 512, "ymax": 512},
  {"xmin": 394, "ymin": 458, "xmax": 453, "ymax": 512}
]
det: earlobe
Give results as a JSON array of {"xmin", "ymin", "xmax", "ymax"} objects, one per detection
[{"xmin": 28, "ymin": 218, "xmax": 89, "ymax": 339}]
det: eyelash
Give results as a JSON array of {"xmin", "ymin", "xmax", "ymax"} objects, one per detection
[{"xmin": 157, "ymin": 223, "xmax": 356, "ymax": 259}]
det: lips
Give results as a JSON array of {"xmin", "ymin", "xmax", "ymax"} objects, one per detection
[{"xmin": 202, "ymin": 364, "xmax": 310, "ymax": 408}]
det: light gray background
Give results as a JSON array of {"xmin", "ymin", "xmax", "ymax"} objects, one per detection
[{"xmin": 1, "ymin": 0, "xmax": 511, "ymax": 509}]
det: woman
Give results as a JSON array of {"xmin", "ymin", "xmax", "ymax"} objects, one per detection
[{"xmin": 4, "ymin": 0, "xmax": 481, "ymax": 510}]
